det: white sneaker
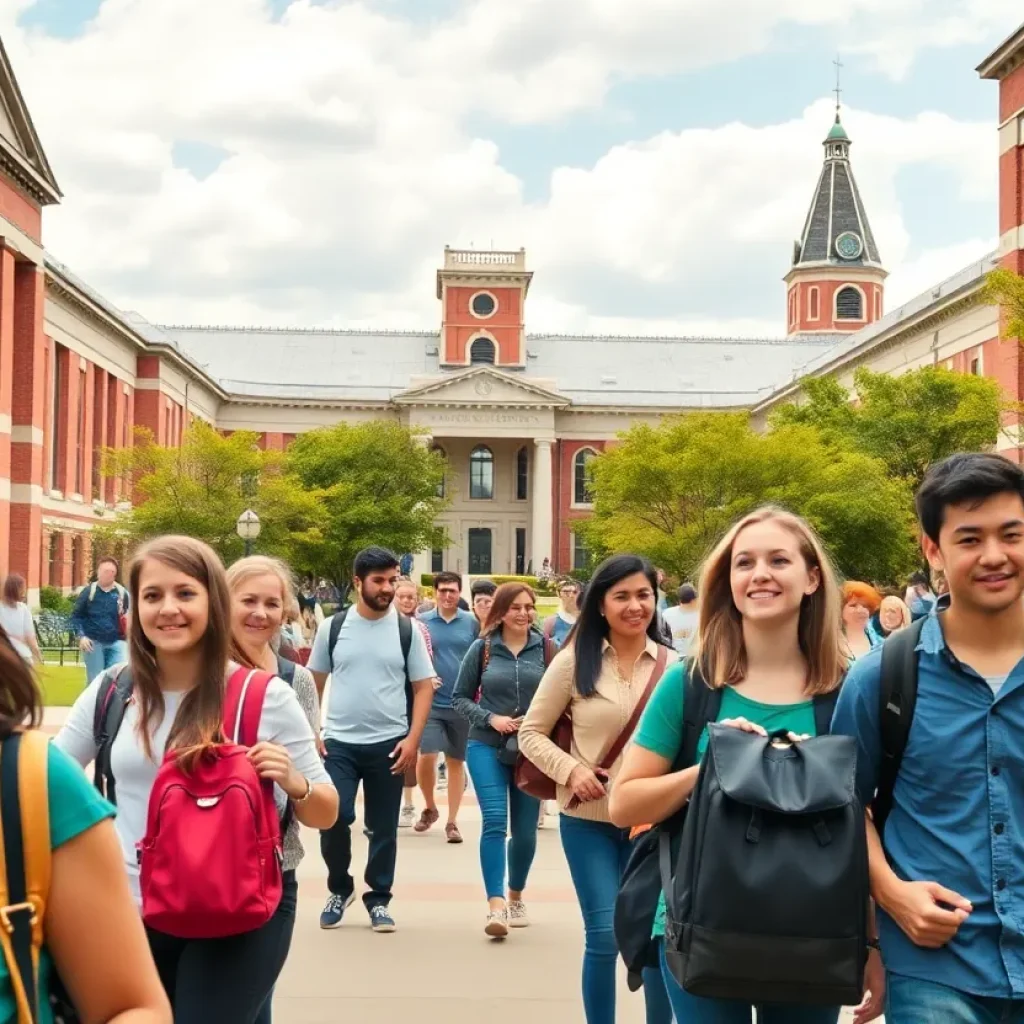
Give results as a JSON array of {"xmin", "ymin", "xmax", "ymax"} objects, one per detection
[
  {"xmin": 508, "ymin": 900, "xmax": 530, "ymax": 928},
  {"xmin": 399, "ymin": 805, "xmax": 416, "ymax": 828},
  {"xmin": 485, "ymin": 909, "xmax": 509, "ymax": 938}
]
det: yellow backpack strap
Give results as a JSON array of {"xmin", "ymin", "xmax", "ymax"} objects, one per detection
[{"xmin": 0, "ymin": 731, "xmax": 50, "ymax": 1023}]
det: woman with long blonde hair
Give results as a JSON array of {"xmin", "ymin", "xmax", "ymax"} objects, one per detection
[
  {"xmin": 55, "ymin": 536, "xmax": 337, "ymax": 1022},
  {"xmin": 610, "ymin": 506, "xmax": 882, "ymax": 1024}
]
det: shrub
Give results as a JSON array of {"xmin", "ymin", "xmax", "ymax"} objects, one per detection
[{"xmin": 39, "ymin": 586, "xmax": 73, "ymax": 616}]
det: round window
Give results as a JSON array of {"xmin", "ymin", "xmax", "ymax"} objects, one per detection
[{"xmin": 471, "ymin": 292, "xmax": 496, "ymax": 318}]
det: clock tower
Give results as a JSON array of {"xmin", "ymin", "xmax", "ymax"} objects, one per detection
[{"xmin": 785, "ymin": 111, "xmax": 887, "ymax": 336}]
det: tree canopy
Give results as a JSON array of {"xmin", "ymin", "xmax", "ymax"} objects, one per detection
[
  {"xmin": 770, "ymin": 365, "xmax": 1002, "ymax": 488},
  {"xmin": 982, "ymin": 267, "xmax": 1024, "ymax": 341},
  {"xmin": 577, "ymin": 412, "xmax": 918, "ymax": 584}
]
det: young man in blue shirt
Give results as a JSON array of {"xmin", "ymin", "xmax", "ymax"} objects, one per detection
[
  {"xmin": 417, "ymin": 571, "xmax": 479, "ymax": 843},
  {"xmin": 69, "ymin": 556, "xmax": 129, "ymax": 682},
  {"xmin": 833, "ymin": 452, "xmax": 1024, "ymax": 1021}
]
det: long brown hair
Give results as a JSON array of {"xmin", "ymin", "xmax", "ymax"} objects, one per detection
[
  {"xmin": 0, "ymin": 624, "xmax": 41, "ymax": 737},
  {"xmin": 481, "ymin": 582, "xmax": 536, "ymax": 637},
  {"xmin": 128, "ymin": 536, "xmax": 231, "ymax": 769},
  {"xmin": 2, "ymin": 574, "xmax": 24, "ymax": 606},
  {"xmin": 695, "ymin": 506, "xmax": 845, "ymax": 695},
  {"xmin": 225, "ymin": 555, "xmax": 295, "ymax": 669}
]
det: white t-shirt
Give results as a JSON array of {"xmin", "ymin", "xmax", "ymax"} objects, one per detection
[
  {"xmin": 662, "ymin": 606, "xmax": 699, "ymax": 656},
  {"xmin": 0, "ymin": 602, "xmax": 34, "ymax": 660},
  {"xmin": 53, "ymin": 667, "xmax": 330, "ymax": 904}
]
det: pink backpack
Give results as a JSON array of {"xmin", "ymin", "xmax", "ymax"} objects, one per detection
[{"xmin": 139, "ymin": 667, "xmax": 284, "ymax": 939}]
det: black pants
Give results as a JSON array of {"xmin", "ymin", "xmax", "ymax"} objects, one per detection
[
  {"xmin": 147, "ymin": 870, "xmax": 298, "ymax": 1024},
  {"xmin": 320, "ymin": 736, "xmax": 405, "ymax": 909}
]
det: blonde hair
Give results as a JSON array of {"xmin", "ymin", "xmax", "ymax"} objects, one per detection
[
  {"xmin": 879, "ymin": 595, "xmax": 911, "ymax": 632},
  {"xmin": 226, "ymin": 555, "xmax": 296, "ymax": 668},
  {"xmin": 695, "ymin": 506, "xmax": 846, "ymax": 696}
]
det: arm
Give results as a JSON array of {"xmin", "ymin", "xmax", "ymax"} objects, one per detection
[
  {"xmin": 47, "ymin": 819, "xmax": 171, "ymax": 1024},
  {"xmin": 518, "ymin": 652, "xmax": 580, "ymax": 786},
  {"xmin": 52, "ymin": 677, "xmax": 104, "ymax": 766},
  {"xmin": 306, "ymin": 619, "xmax": 332, "ymax": 702},
  {"xmin": 451, "ymin": 639, "xmax": 494, "ymax": 731},
  {"xmin": 69, "ymin": 588, "xmax": 89, "ymax": 641},
  {"xmin": 390, "ymin": 624, "xmax": 435, "ymax": 771}
]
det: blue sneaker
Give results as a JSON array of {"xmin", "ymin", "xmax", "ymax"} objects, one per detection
[
  {"xmin": 320, "ymin": 893, "xmax": 355, "ymax": 929},
  {"xmin": 369, "ymin": 905, "xmax": 396, "ymax": 933}
]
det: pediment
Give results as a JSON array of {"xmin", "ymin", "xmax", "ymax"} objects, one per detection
[
  {"xmin": 0, "ymin": 38, "xmax": 61, "ymax": 205},
  {"xmin": 393, "ymin": 366, "xmax": 569, "ymax": 408}
]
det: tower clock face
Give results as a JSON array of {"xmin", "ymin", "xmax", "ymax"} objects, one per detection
[{"xmin": 835, "ymin": 232, "xmax": 864, "ymax": 260}]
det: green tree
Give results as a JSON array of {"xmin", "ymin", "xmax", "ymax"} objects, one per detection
[
  {"xmin": 771, "ymin": 365, "xmax": 1002, "ymax": 488},
  {"xmin": 283, "ymin": 421, "xmax": 447, "ymax": 585},
  {"xmin": 100, "ymin": 423, "xmax": 321, "ymax": 561},
  {"xmin": 577, "ymin": 412, "xmax": 918, "ymax": 584},
  {"xmin": 982, "ymin": 267, "xmax": 1024, "ymax": 341}
]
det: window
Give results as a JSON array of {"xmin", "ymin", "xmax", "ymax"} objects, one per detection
[
  {"xmin": 50, "ymin": 345, "xmax": 62, "ymax": 490},
  {"xmin": 808, "ymin": 287, "xmax": 820, "ymax": 321},
  {"xmin": 430, "ymin": 527, "xmax": 445, "ymax": 572},
  {"xmin": 469, "ymin": 445, "xmax": 494, "ymax": 500},
  {"xmin": 432, "ymin": 445, "xmax": 446, "ymax": 498},
  {"xmin": 46, "ymin": 533, "xmax": 59, "ymax": 587},
  {"xmin": 515, "ymin": 527, "xmax": 526, "ymax": 575},
  {"xmin": 970, "ymin": 357, "xmax": 981, "ymax": 376},
  {"xmin": 572, "ymin": 532, "xmax": 593, "ymax": 573},
  {"xmin": 71, "ymin": 535, "xmax": 84, "ymax": 588},
  {"xmin": 573, "ymin": 448, "xmax": 596, "ymax": 506},
  {"xmin": 470, "ymin": 292, "xmax": 497, "ymax": 318},
  {"xmin": 874, "ymin": 290, "xmax": 882, "ymax": 320},
  {"xmin": 75, "ymin": 367, "xmax": 87, "ymax": 496},
  {"xmin": 516, "ymin": 446, "xmax": 528, "ymax": 501},
  {"xmin": 470, "ymin": 337, "xmax": 496, "ymax": 365},
  {"xmin": 835, "ymin": 286, "xmax": 863, "ymax": 321}
]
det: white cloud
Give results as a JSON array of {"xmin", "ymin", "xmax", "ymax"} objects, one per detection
[{"xmin": 0, "ymin": 0, "xmax": 1006, "ymax": 339}]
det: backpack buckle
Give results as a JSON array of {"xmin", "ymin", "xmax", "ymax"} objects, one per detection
[{"xmin": 0, "ymin": 901, "xmax": 37, "ymax": 933}]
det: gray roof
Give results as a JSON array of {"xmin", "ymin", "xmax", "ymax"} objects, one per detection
[
  {"xmin": 793, "ymin": 117, "xmax": 882, "ymax": 269},
  {"xmin": 157, "ymin": 323, "xmax": 840, "ymax": 408}
]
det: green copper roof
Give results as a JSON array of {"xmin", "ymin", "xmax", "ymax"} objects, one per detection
[{"xmin": 826, "ymin": 116, "xmax": 849, "ymax": 142}]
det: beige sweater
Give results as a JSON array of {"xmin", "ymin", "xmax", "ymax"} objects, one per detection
[{"xmin": 519, "ymin": 639, "xmax": 677, "ymax": 823}]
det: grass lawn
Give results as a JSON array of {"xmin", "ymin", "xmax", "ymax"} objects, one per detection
[
  {"xmin": 536, "ymin": 597, "xmax": 559, "ymax": 618},
  {"xmin": 39, "ymin": 664, "xmax": 87, "ymax": 707}
]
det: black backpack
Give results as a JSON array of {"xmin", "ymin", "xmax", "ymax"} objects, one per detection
[
  {"xmin": 614, "ymin": 666, "xmax": 840, "ymax": 992},
  {"xmin": 661, "ymin": 700, "xmax": 865, "ymax": 1006}
]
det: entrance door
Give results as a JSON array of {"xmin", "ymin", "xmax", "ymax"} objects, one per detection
[
  {"xmin": 468, "ymin": 528, "xmax": 493, "ymax": 574},
  {"xmin": 515, "ymin": 528, "xmax": 526, "ymax": 575}
]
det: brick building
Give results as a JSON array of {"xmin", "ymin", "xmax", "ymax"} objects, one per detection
[{"xmin": 0, "ymin": 27, "xmax": 1021, "ymax": 599}]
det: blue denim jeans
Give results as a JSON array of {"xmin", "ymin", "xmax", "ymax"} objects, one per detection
[
  {"xmin": 83, "ymin": 639, "xmax": 127, "ymax": 683},
  {"xmin": 886, "ymin": 973, "xmax": 1024, "ymax": 1023},
  {"xmin": 559, "ymin": 814, "xmax": 672, "ymax": 1024},
  {"xmin": 658, "ymin": 942, "xmax": 840, "ymax": 1023},
  {"xmin": 465, "ymin": 740, "xmax": 540, "ymax": 899}
]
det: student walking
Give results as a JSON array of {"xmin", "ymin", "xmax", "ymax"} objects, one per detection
[
  {"xmin": 70, "ymin": 555, "xmax": 129, "ymax": 682},
  {"xmin": 660, "ymin": 583, "xmax": 698, "ymax": 656},
  {"xmin": 55, "ymin": 536, "xmax": 337, "ymax": 1023},
  {"xmin": 842, "ymin": 581, "xmax": 882, "ymax": 661},
  {"xmin": 417, "ymin": 572, "xmax": 479, "ymax": 842},
  {"xmin": 452, "ymin": 582, "xmax": 547, "ymax": 938},
  {"xmin": 0, "ymin": 574, "xmax": 42, "ymax": 665},
  {"xmin": 519, "ymin": 554, "xmax": 675, "ymax": 1024},
  {"xmin": 308, "ymin": 547, "xmax": 436, "ymax": 933},
  {"xmin": 543, "ymin": 579, "xmax": 580, "ymax": 649},
  {"xmin": 833, "ymin": 453, "xmax": 1024, "ymax": 1023},
  {"xmin": 611, "ymin": 506, "xmax": 881, "ymax": 1024}
]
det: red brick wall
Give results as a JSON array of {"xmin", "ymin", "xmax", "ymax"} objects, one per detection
[
  {"xmin": 1000, "ymin": 62, "xmax": 1024, "ymax": 123},
  {"xmin": 441, "ymin": 285, "xmax": 524, "ymax": 365},
  {"xmin": 134, "ymin": 388, "xmax": 161, "ymax": 441},
  {"xmin": 999, "ymin": 147, "xmax": 1023, "ymax": 237},
  {"xmin": 789, "ymin": 278, "xmax": 883, "ymax": 334},
  {"xmin": 0, "ymin": 178, "xmax": 42, "ymax": 243},
  {"xmin": 554, "ymin": 440, "xmax": 606, "ymax": 572}
]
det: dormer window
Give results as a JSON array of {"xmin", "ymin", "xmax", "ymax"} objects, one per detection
[{"xmin": 470, "ymin": 337, "xmax": 496, "ymax": 364}]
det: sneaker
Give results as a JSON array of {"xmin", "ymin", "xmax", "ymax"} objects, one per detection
[
  {"xmin": 320, "ymin": 893, "xmax": 355, "ymax": 929},
  {"xmin": 414, "ymin": 808, "xmax": 439, "ymax": 833},
  {"xmin": 508, "ymin": 900, "xmax": 530, "ymax": 928},
  {"xmin": 485, "ymin": 909, "xmax": 509, "ymax": 939},
  {"xmin": 445, "ymin": 822, "xmax": 463, "ymax": 844},
  {"xmin": 399, "ymin": 805, "xmax": 416, "ymax": 828},
  {"xmin": 369, "ymin": 905, "xmax": 396, "ymax": 933}
]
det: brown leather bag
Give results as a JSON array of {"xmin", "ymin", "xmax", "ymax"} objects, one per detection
[{"xmin": 516, "ymin": 644, "xmax": 669, "ymax": 803}]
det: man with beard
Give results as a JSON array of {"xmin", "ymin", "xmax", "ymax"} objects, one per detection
[{"xmin": 309, "ymin": 547, "xmax": 435, "ymax": 934}]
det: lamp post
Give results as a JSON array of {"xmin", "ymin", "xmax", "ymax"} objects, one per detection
[{"xmin": 236, "ymin": 509, "xmax": 261, "ymax": 557}]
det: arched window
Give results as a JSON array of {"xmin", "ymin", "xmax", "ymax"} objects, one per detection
[
  {"xmin": 470, "ymin": 337, "xmax": 496, "ymax": 365},
  {"xmin": 835, "ymin": 286, "xmax": 864, "ymax": 321},
  {"xmin": 469, "ymin": 445, "xmax": 494, "ymax": 500},
  {"xmin": 515, "ymin": 446, "xmax": 528, "ymax": 501},
  {"xmin": 573, "ymin": 448, "xmax": 596, "ymax": 506},
  {"xmin": 432, "ymin": 445, "xmax": 447, "ymax": 499}
]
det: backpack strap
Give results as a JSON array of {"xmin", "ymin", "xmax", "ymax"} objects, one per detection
[
  {"xmin": 812, "ymin": 686, "xmax": 842, "ymax": 738},
  {"xmin": 222, "ymin": 668, "xmax": 275, "ymax": 748},
  {"xmin": 0, "ymin": 731, "xmax": 51, "ymax": 1024},
  {"xmin": 275, "ymin": 655, "xmax": 297, "ymax": 688},
  {"xmin": 327, "ymin": 609, "xmax": 348, "ymax": 672},
  {"xmin": 679, "ymin": 659, "xmax": 723, "ymax": 771},
  {"xmin": 92, "ymin": 665, "xmax": 133, "ymax": 803},
  {"xmin": 398, "ymin": 612, "xmax": 413, "ymax": 728},
  {"xmin": 873, "ymin": 618, "xmax": 925, "ymax": 840},
  {"xmin": 543, "ymin": 637, "xmax": 557, "ymax": 667},
  {"xmin": 543, "ymin": 616, "xmax": 556, "ymax": 640},
  {"xmin": 597, "ymin": 645, "xmax": 669, "ymax": 772},
  {"xmin": 475, "ymin": 636, "xmax": 492, "ymax": 703}
]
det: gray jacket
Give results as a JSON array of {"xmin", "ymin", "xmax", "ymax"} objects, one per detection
[{"xmin": 452, "ymin": 629, "xmax": 549, "ymax": 748}]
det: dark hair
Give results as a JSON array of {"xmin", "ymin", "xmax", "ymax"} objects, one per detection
[
  {"xmin": 471, "ymin": 579, "xmax": 496, "ymax": 598},
  {"xmin": 482, "ymin": 582, "xmax": 536, "ymax": 635},
  {"xmin": 353, "ymin": 546, "xmax": 400, "ymax": 581},
  {"xmin": 571, "ymin": 554, "xmax": 661, "ymax": 697},
  {"xmin": 558, "ymin": 579, "xmax": 581, "ymax": 593},
  {"xmin": 916, "ymin": 453, "xmax": 1024, "ymax": 543},
  {"xmin": 433, "ymin": 571, "xmax": 462, "ymax": 591},
  {"xmin": 908, "ymin": 570, "xmax": 930, "ymax": 589},
  {"xmin": 677, "ymin": 584, "xmax": 697, "ymax": 605},
  {"xmin": 96, "ymin": 556, "xmax": 119, "ymax": 572},
  {"xmin": 2, "ymin": 574, "xmax": 25, "ymax": 605}
]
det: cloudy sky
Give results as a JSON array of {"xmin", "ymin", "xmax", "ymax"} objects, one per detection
[{"xmin": 1, "ymin": 0, "xmax": 1018, "ymax": 337}]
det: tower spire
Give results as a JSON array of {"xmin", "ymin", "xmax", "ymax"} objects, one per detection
[{"xmin": 833, "ymin": 54, "xmax": 843, "ymax": 122}]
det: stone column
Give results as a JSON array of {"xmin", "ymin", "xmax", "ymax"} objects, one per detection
[{"xmin": 531, "ymin": 438, "xmax": 554, "ymax": 574}]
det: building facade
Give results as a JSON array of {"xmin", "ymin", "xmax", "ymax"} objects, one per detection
[{"xmin": 0, "ymin": 27, "xmax": 1020, "ymax": 600}]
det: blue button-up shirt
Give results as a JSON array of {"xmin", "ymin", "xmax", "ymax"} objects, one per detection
[{"xmin": 832, "ymin": 608, "xmax": 1024, "ymax": 998}]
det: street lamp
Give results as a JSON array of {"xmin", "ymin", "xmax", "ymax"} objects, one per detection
[{"xmin": 236, "ymin": 509, "xmax": 261, "ymax": 557}]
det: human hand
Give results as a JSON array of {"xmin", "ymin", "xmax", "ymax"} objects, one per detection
[
  {"xmin": 317, "ymin": 734, "xmax": 327, "ymax": 759},
  {"xmin": 432, "ymin": 677, "xmax": 443, "ymax": 691},
  {"xmin": 719, "ymin": 717, "xmax": 767, "ymax": 737},
  {"xmin": 881, "ymin": 880, "xmax": 971, "ymax": 948},
  {"xmin": 567, "ymin": 764, "xmax": 607, "ymax": 803},
  {"xmin": 490, "ymin": 715, "xmax": 519, "ymax": 734},
  {"xmin": 852, "ymin": 947, "xmax": 884, "ymax": 1024},
  {"xmin": 248, "ymin": 742, "xmax": 305, "ymax": 798},
  {"xmin": 79, "ymin": 637, "xmax": 94, "ymax": 653},
  {"xmin": 389, "ymin": 737, "xmax": 418, "ymax": 774}
]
